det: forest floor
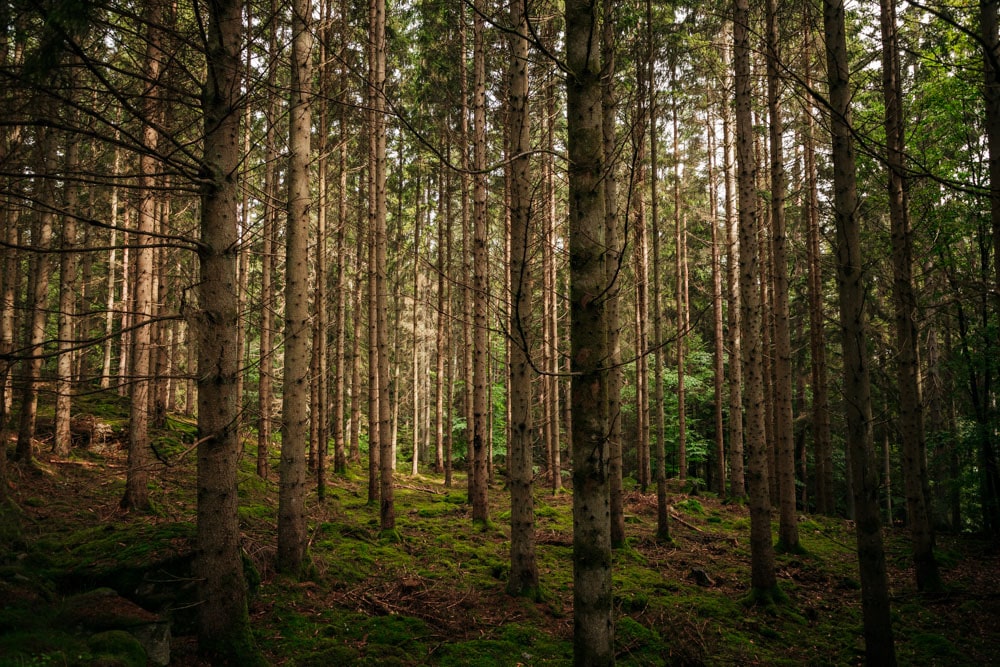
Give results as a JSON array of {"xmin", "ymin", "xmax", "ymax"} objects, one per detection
[{"xmin": 1, "ymin": 407, "xmax": 999, "ymax": 665}]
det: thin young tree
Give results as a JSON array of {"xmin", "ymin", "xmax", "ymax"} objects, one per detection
[{"xmin": 824, "ymin": 0, "xmax": 897, "ymax": 660}]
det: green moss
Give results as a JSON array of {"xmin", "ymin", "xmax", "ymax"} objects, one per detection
[
  {"xmin": 87, "ymin": 630, "xmax": 146, "ymax": 667},
  {"xmin": 675, "ymin": 498, "xmax": 705, "ymax": 515}
]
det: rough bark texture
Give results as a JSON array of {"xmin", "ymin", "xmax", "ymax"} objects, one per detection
[
  {"xmin": 602, "ymin": 0, "xmax": 624, "ymax": 549},
  {"xmin": 567, "ymin": 0, "xmax": 614, "ymax": 662},
  {"xmin": 879, "ymin": 0, "xmax": 941, "ymax": 591},
  {"xmin": 801, "ymin": 21, "xmax": 833, "ymax": 514},
  {"xmin": 470, "ymin": 0, "xmax": 490, "ymax": 526},
  {"xmin": 194, "ymin": 0, "xmax": 259, "ymax": 659},
  {"xmin": 824, "ymin": 0, "xmax": 898, "ymax": 661},
  {"xmin": 734, "ymin": 0, "xmax": 777, "ymax": 594},
  {"xmin": 54, "ymin": 129, "xmax": 80, "ymax": 456},
  {"xmin": 122, "ymin": 3, "xmax": 161, "ymax": 511},
  {"xmin": 765, "ymin": 0, "xmax": 799, "ymax": 552},
  {"xmin": 506, "ymin": 0, "xmax": 538, "ymax": 595},
  {"xmin": 277, "ymin": 0, "xmax": 313, "ymax": 574}
]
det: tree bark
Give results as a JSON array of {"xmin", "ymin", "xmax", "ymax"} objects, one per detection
[
  {"xmin": 879, "ymin": 0, "xmax": 941, "ymax": 590},
  {"xmin": 506, "ymin": 0, "xmax": 538, "ymax": 594},
  {"xmin": 194, "ymin": 0, "xmax": 259, "ymax": 658},
  {"xmin": 278, "ymin": 0, "xmax": 313, "ymax": 574},
  {"xmin": 824, "ymin": 0, "xmax": 897, "ymax": 660},
  {"xmin": 766, "ymin": 0, "xmax": 799, "ymax": 552},
  {"xmin": 567, "ymin": 0, "xmax": 614, "ymax": 661},
  {"xmin": 735, "ymin": 0, "xmax": 777, "ymax": 595}
]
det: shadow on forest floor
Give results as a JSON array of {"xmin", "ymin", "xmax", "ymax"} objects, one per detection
[{"xmin": 1, "ymin": 416, "xmax": 999, "ymax": 665}]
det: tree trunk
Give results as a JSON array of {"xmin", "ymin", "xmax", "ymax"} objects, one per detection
[
  {"xmin": 879, "ymin": 0, "xmax": 941, "ymax": 590},
  {"xmin": 370, "ymin": 0, "xmax": 394, "ymax": 530},
  {"xmin": 506, "ymin": 0, "xmax": 538, "ymax": 594},
  {"xmin": 194, "ymin": 0, "xmax": 259, "ymax": 657},
  {"xmin": 707, "ymin": 117, "xmax": 727, "ymax": 495},
  {"xmin": 470, "ymin": 0, "xmax": 490, "ymax": 526},
  {"xmin": 824, "ymin": 0, "xmax": 898, "ymax": 660},
  {"xmin": 54, "ymin": 127, "xmax": 80, "ymax": 456},
  {"xmin": 735, "ymin": 0, "xmax": 777, "ymax": 595},
  {"xmin": 602, "ymin": 0, "xmax": 624, "ymax": 549},
  {"xmin": 766, "ymin": 0, "xmax": 799, "ymax": 552},
  {"xmin": 721, "ymin": 40, "xmax": 746, "ymax": 500},
  {"xmin": 801, "ymin": 17, "xmax": 833, "ymax": 514},
  {"xmin": 121, "ymin": 3, "xmax": 161, "ymax": 511},
  {"xmin": 567, "ymin": 0, "xmax": 614, "ymax": 660},
  {"xmin": 278, "ymin": 0, "xmax": 313, "ymax": 573}
]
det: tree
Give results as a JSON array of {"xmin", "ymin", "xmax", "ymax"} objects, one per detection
[
  {"xmin": 566, "ymin": 0, "xmax": 614, "ymax": 661},
  {"xmin": 734, "ymin": 0, "xmax": 778, "ymax": 598},
  {"xmin": 765, "ymin": 0, "xmax": 799, "ymax": 552},
  {"xmin": 121, "ymin": 1, "xmax": 162, "ymax": 512},
  {"xmin": 278, "ymin": 0, "xmax": 314, "ymax": 574},
  {"xmin": 193, "ymin": 0, "xmax": 260, "ymax": 658},
  {"xmin": 878, "ymin": 0, "xmax": 941, "ymax": 591},
  {"xmin": 506, "ymin": 0, "xmax": 538, "ymax": 597},
  {"xmin": 824, "ymin": 0, "xmax": 897, "ymax": 660}
]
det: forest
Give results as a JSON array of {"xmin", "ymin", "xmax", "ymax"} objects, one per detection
[{"xmin": 1, "ymin": 0, "xmax": 1000, "ymax": 664}]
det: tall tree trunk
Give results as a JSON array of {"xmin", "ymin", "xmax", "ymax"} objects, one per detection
[
  {"xmin": 54, "ymin": 125, "xmax": 80, "ymax": 456},
  {"xmin": 801, "ymin": 18, "xmax": 833, "ymax": 514},
  {"xmin": 824, "ymin": 0, "xmax": 897, "ymax": 660},
  {"xmin": 567, "ymin": 0, "xmax": 613, "ymax": 660},
  {"xmin": 256, "ymin": 0, "xmax": 280, "ymax": 479},
  {"xmin": 370, "ymin": 0, "xmax": 394, "ymax": 530},
  {"xmin": 766, "ymin": 0, "xmax": 799, "ymax": 552},
  {"xmin": 672, "ymin": 96, "xmax": 687, "ymax": 484},
  {"xmin": 16, "ymin": 124, "xmax": 56, "ymax": 464},
  {"xmin": 194, "ymin": 0, "xmax": 259, "ymax": 657},
  {"xmin": 735, "ymin": 0, "xmax": 778, "ymax": 596},
  {"xmin": 122, "ymin": 4, "xmax": 161, "ymax": 509},
  {"xmin": 506, "ymin": 0, "xmax": 538, "ymax": 594},
  {"xmin": 278, "ymin": 0, "xmax": 313, "ymax": 573},
  {"xmin": 543, "ymin": 57, "xmax": 562, "ymax": 494},
  {"xmin": 708, "ymin": 117, "xmax": 727, "ymax": 495},
  {"xmin": 648, "ymin": 0, "xmax": 667, "ymax": 535},
  {"xmin": 470, "ymin": 0, "xmax": 490, "ymax": 525},
  {"xmin": 879, "ymin": 0, "xmax": 941, "ymax": 590},
  {"xmin": 602, "ymin": 0, "xmax": 624, "ymax": 549}
]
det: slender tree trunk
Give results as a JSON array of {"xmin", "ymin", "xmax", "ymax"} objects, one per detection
[
  {"xmin": 824, "ymin": 0, "xmax": 897, "ymax": 660},
  {"xmin": 278, "ymin": 0, "xmax": 313, "ymax": 573},
  {"xmin": 567, "ymin": 0, "xmax": 614, "ymax": 660},
  {"xmin": 54, "ymin": 128, "xmax": 80, "ymax": 456},
  {"xmin": 721, "ymin": 41, "xmax": 746, "ymax": 500},
  {"xmin": 672, "ymin": 97, "xmax": 687, "ymax": 484},
  {"xmin": 194, "ymin": 0, "xmax": 259, "ymax": 657},
  {"xmin": 601, "ymin": 0, "xmax": 624, "ymax": 549},
  {"xmin": 470, "ymin": 0, "xmax": 490, "ymax": 525},
  {"xmin": 802, "ymin": 19, "xmax": 833, "ymax": 514},
  {"xmin": 707, "ymin": 118, "xmax": 727, "ymax": 495},
  {"xmin": 735, "ymin": 0, "xmax": 777, "ymax": 595},
  {"xmin": 122, "ymin": 5, "xmax": 161, "ymax": 509},
  {"xmin": 370, "ymin": 0, "xmax": 394, "ymax": 530},
  {"xmin": 544, "ymin": 59, "xmax": 562, "ymax": 494},
  {"xmin": 766, "ymin": 0, "xmax": 799, "ymax": 551},
  {"xmin": 16, "ymin": 125, "xmax": 56, "ymax": 464},
  {"xmin": 506, "ymin": 0, "xmax": 538, "ymax": 593},
  {"xmin": 879, "ymin": 0, "xmax": 941, "ymax": 590}
]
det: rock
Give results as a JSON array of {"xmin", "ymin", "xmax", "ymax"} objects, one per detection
[
  {"xmin": 688, "ymin": 567, "xmax": 715, "ymax": 587},
  {"xmin": 60, "ymin": 588, "xmax": 170, "ymax": 666}
]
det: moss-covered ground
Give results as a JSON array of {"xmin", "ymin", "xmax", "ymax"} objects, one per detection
[{"xmin": 1, "ymin": 409, "xmax": 998, "ymax": 665}]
